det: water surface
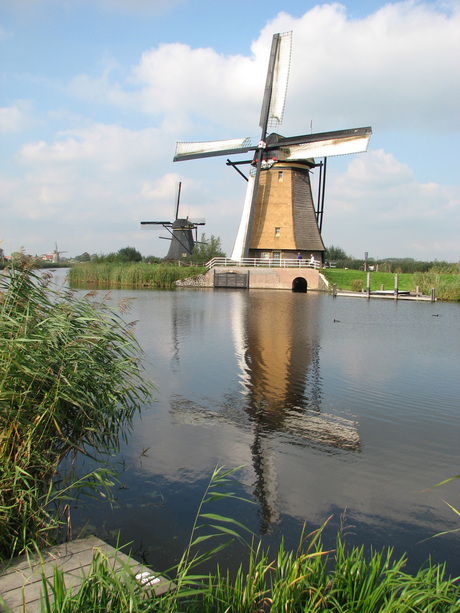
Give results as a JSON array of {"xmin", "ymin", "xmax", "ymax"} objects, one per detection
[{"xmin": 54, "ymin": 271, "xmax": 460, "ymax": 576}]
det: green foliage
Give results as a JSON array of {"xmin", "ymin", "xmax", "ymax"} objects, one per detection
[
  {"xmin": 115, "ymin": 246, "xmax": 143, "ymax": 262},
  {"xmin": 92, "ymin": 247, "xmax": 143, "ymax": 263},
  {"xmin": 75, "ymin": 252, "xmax": 91, "ymax": 262},
  {"xmin": 324, "ymin": 245, "xmax": 349, "ymax": 261},
  {"xmin": 414, "ymin": 269, "xmax": 460, "ymax": 302},
  {"xmin": 322, "ymin": 268, "xmax": 459, "ymax": 301},
  {"xmin": 69, "ymin": 262, "xmax": 206, "ymax": 289},
  {"xmin": 350, "ymin": 279, "xmax": 363, "ymax": 292},
  {"xmin": 189, "ymin": 234, "xmax": 226, "ymax": 264},
  {"xmin": 0, "ymin": 264, "xmax": 153, "ymax": 561},
  {"xmin": 323, "ymin": 269, "xmax": 415, "ymax": 293},
  {"xmin": 4, "ymin": 463, "xmax": 458, "ymax": 611}
]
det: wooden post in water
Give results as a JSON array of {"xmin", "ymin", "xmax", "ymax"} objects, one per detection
[
  {"xmin": 431, "ymin": 287, "xmax": 435, "ymax": 302},
  {"xmin": 394, "ymin": 273, "xmax": 399, "ymax": 300},
  {"xmin": 333, "ymin": 283, "xmax": 337, "ymax": 297},
  {"xmin": 416, "ymin": 285, "xmax": 420, "ymax": 297},
  {"xmin": 367, "ymin": 272, "xmax": 371, "ymax": 298}
]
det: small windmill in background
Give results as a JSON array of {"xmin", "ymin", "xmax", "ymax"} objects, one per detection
[
  {"xmin": 42, "ymin": 243, "xmax": 68, "ymax": 263},
  {"xmin": 140, "ymin": 182, "xmax": 206, "ymax": 260}
]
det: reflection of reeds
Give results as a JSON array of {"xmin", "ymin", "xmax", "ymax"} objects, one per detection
[{"xmin": 69, "ymin": 263, "xmax": 206, "ymax": 289}]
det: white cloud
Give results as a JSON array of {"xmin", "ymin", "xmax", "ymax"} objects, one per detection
[
  {"xmin": 324, "ymin": 149, "xmax": 460, "ymax": 259},
  {"xmin": 0, "ymin": 101, "xmax": 36, "ymax": 133},
  {"xmin": 60, "ymin": 2, "xmax": 459, "ymax": 143},
  {"xmin": 115, "ymin": 2, "xmax": 459, "ymax": 137}
]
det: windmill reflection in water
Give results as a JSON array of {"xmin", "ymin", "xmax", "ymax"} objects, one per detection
[{"xmin": 170, "ymin": 291, "xmax": 360, "ymax": 533}]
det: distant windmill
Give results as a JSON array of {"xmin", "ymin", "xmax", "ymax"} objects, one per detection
[
  {"xmin": 173, "ymin": 32, "xmax": 372, "ymax": 262},
  {"xmin": 140, "ymin": 182, "xmax": 205, "ymax": 260},
  {"xmin": 43, "ymin": 242, "xmax": 68, "ymax": 263}
]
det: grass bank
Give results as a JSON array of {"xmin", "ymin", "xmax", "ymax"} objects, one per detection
[
  {"xmin": 322, "ymin": 268, "xmax": 460, "ymax": 301},
  {"xmin": 69, "ymin": 262, "xmax": 206, "ymax": 289}
]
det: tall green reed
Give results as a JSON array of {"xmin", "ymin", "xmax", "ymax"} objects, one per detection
[
  {"xmin": 18, "ymin": 464, "xmax": 460, "ymax": 612},
  {"xmin": 69, "ymin": 262, "xmax": 206, "ymax": 289},
  {"xmin": 0, "ymin": 265, "xmax": 153, "ymax": 561}
]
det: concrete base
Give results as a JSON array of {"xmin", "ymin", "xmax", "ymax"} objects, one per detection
[{"xmin": 176, "ymin": 267, "xmax": 328, "ymax": 291}]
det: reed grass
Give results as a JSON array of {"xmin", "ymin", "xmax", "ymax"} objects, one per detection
[
  {"xmin": 29, "ymin": 467, "xmax": 460, "ymax": 612},
  {"xmin": 0, "ymin": 264, "xmax": 153, "ymax": 562},
  {"xmin": 413, "ymin": 270, "xmax": 460, "ymax": 302},
  {"xmin": 69, "ymin": 262, "xmax": 206, "ymax": 289}
]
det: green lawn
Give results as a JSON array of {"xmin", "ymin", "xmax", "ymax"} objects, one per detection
[
  {"xmin": 321, "ymin": 268, "xmax": 460, "ymax": 300},
  {"xmin": 322, "ymin": 269, "xmax": 416, "ymax": 292}
]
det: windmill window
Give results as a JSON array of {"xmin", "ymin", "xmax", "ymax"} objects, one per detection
[
  {"xmin": 275, "ymin": 227, "xmax": 280, "ymax": 236},
  {"xmin": 278, "ymin": 171, "xmax": 283, "ymax": 181}
]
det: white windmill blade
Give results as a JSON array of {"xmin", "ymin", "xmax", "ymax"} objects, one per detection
[
  {"xmin": 231, "ymin": 173, "xmax": 256, "ymax": 261},
  {"xmin": 259, "ymin": 31, "xmax": 292, "ymax": 132},
  {"xmin": 286, "ymin": 133, "xmax": 371, "ymax": 161},
  {"xmin": 174, "ymin": 137, "xmax": 253, "ymax": 161}
]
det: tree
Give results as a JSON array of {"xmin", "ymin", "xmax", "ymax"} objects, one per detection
[
  {"xmin": 190, "ymin": 234, "xmax": 226, "ymax": 264},
  {"xmin": 324, "ymin": 245, "xmax": 349, "ymax": 261},
  {"xmin": 116, "ymin": 246, "xmax": 143, "ymax": 262}
]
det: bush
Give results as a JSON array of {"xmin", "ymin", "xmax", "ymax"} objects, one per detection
[{"xmin": 350, "ymin": 278, "xmax": 363, "ymax": 292}]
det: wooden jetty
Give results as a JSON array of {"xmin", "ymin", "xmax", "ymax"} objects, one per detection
[{"xmin": 0, "ymin": 536, "xmax": 173, "ymax": 612}]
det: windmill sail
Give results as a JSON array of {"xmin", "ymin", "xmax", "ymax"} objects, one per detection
[
  {"xmin": 286, "ymin": 132, "xmax": 371, "ymax": 160},
  {"xmin": 260, "ymin": 31, "xmax": 292, "ymax": 130},
  {"xmin": 174, "ymin": 138, "xmax": 253, "ymax": 162},
  {"xmin": 140, "ymin": 182, "xmax": 205, "ymax": 259},
  {"xmin": 231, "ymin": 174, "xmax": 256, "ymax": 261}
]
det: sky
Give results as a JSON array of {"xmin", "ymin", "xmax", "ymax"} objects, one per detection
[{"xmin": 1, "ymin": 0, "xmax": 459, "ymax": 261}]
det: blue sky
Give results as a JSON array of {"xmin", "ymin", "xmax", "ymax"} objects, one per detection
[{"xmin": 1, "ymin": 0, "xmax": 459, "ymax": 260}]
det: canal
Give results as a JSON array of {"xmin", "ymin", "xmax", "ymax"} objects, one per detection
[{"xmin": 56, "ymin": 271, "xmax": 460, "ymax": 576}]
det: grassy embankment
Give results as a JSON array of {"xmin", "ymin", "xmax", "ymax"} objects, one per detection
[
  {"xmin": 69, "ymin": 262, "xmax": 206, "ymax": 289},
  {"xmin": 322, "ymin": 267, "xmax": 460, "ymax": 301},
  {"xmin": 2, "ymin": 266, "xmax": 460, "ymax": 611}
]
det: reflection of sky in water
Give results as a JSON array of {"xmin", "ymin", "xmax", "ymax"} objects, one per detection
[{"xmin": 59, "ymin": 272, "xmax": 460, "ymax": 576}]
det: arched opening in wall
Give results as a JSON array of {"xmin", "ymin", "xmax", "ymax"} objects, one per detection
[{"xmin": 292, "ymin": 277, "xmax": 307, "ymax": 293}]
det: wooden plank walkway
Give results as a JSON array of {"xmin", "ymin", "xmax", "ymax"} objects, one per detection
[{"xmin": 0, "ymin": 536, "xmax": 174, "ymax": 612}]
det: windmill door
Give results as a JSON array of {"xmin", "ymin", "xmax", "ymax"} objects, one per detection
[{"xmin": 272, "ymin": 251, "xmax": 281, "ymax": 266}]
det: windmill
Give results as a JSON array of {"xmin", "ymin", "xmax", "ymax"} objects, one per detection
[
  {"xmin": 43, "ymin": 243, "xmax": 68, "ymax": 263},
  {"xmin": 140, "ymin": 182, "xmax": 205, "ymax": 260},
  {"xmin": 173, "ymin": 32, "xmax": 372, "ymax": 262}
]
